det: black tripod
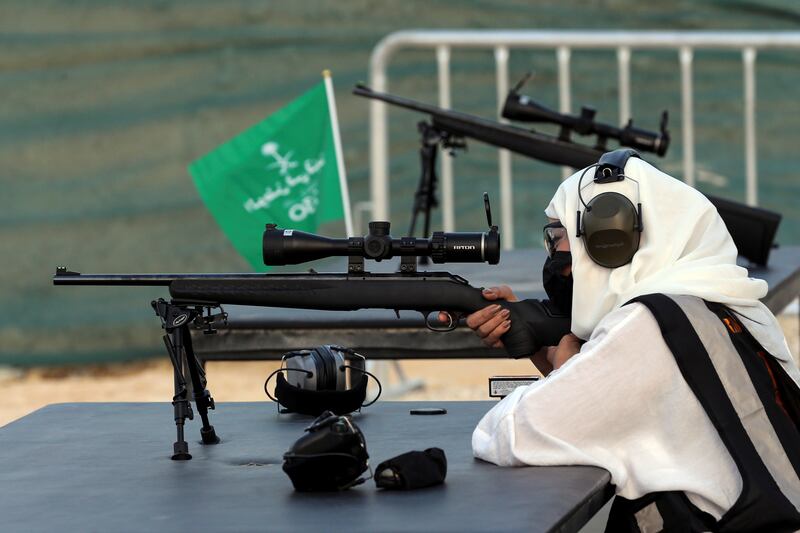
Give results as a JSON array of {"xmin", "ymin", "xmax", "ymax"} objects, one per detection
[
  {"xmin": 152, "ymin": 299, "xmax": 226, "ymax": 460},
  {"xmin": 406, "ymin": 121, "xmax": 467, "ymax": 242}
]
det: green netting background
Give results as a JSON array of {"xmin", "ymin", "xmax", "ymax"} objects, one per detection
[{"xmin": 2, "ymin": 0, "xmax": 799, "ymax": 365}]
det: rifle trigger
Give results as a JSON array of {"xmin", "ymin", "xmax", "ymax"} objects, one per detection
[{"xmin": 426, "ymin": 311, "xmax": 456, "ymax": 332}]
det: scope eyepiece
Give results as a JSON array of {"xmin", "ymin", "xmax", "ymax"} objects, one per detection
[{"xmin": 430, "ymin": 231, "xmax": 499, "ymax": 264}]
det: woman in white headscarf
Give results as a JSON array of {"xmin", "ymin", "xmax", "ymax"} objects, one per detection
[{"xmin": 468, "ymin": 156, "xmax": 800, "ymax": 531}]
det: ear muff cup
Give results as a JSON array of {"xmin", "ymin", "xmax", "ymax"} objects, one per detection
[
  {"xmin": 284, "ymin": 350, "xmax": 318, "ymax": 390},
  {"xmin": 581, "ymin": 192, "xmax": 641, "ymax": 268}
]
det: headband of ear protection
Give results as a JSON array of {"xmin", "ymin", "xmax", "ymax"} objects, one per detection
[{"xmin": 575, "ymin": 148, "xmax": 644, "ymax": 268}]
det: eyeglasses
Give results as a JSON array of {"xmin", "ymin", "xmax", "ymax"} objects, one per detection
[{"xmin": 543, "ymin": 221, "xmax": 567, "ymax": 258}]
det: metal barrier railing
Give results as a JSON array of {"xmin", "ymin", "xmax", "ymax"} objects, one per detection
[{"xmin": 367, "ymin": 30, "xmax": 800, "ymax": 249}]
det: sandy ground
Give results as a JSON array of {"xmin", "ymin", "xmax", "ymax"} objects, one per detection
[{"xmin": 2, "ymin": 314, "xmax": 798, "ymax": 428}]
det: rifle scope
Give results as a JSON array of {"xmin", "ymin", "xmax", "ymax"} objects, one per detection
[
  {"xmin": 264, "ymin": 194, "xmax": 501, "ymax": 266},
  {"xmin": 264, "ymin": 223, "xmax": 501, "ymax": 266},
  {"xmin": 502, "ymin": 74, "xmax": 670, "ymax": 156}
]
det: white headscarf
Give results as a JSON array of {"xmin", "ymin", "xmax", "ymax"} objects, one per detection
[{"xmin": 544, "ymin": 157, "xmax": 778, "ymax": 344}]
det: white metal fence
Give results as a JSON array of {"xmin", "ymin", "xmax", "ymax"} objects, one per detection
[{"xmin": 366, "ymin": 30, "xmax": 800, "ymax": 249}]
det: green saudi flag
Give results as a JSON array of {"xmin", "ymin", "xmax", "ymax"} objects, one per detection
[{"xmin": 189, "ymin": 78, "xmax": 350, "ymax": 270}]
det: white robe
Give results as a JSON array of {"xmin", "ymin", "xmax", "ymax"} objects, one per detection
[
  {"xmin": 473, "ymin": 156, "xmax": 800, "ymax": 520},
  {"xmin": 472, "ymin": 301, "xmax": 800, "ymax": 520}
]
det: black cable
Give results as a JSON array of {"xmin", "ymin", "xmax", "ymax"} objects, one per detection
[
  {"xmin": 340, "ymin": 364, "xmax": 383, "ymax": 406},
  {"xmin": 576, "ymin": 163, "xmax": 600, "ymax": 237},
  {"xmin": 263, "ymin": 368, "xmax": 313, "ymax": 403}
]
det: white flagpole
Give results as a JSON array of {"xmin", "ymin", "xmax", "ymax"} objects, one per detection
[{"xmin": 322, "ymin": 70, "xmax": 354, "ymax": 236}]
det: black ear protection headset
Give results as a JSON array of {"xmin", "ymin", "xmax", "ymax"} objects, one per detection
[
  {"xmin": 575, "ymin": 149, "xmax": 644, "ymax": 268},
  {"xmin": 264, "ymin": 345, "xmax": 382, "ymax": 416},
  {"xmin": 282, "ymin": 410, "xmax": 371, "ymax": 491}
]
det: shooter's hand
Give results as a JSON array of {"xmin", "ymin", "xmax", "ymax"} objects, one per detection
[
  {"xmin": 548, "ymin": 333, "xmax": 582, "ymax": 370},
  {"xmin": 441, "ymin": 285, "xmax": 518, "ymax": 348},
  {"xmin": 530, "ymin": 333, "xmax": 581, "ymax": 376},
  {"xmin": 530, "ymin": 345, "xmax": 556, "ymax": 376}
]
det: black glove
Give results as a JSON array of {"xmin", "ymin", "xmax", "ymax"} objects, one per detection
[{"xmin": 374, "ymin": 448, "xmax": 447, "ymax": 490}]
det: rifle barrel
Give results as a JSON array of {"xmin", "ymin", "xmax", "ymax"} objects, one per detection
[{"xmin": 52, "ymin": 270, "xmax": 270, "ymax": 286}]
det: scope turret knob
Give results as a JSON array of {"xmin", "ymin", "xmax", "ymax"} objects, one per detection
[
  {"xmin": 430, "ymin": 232, "xmax": 446, "ymax": 263},
  {"xmin": 364, "ymin": 221, "xmax": 392, "ymax": 261},
  {"xmin": 368, "ymin": 221, "xmax": 390, "ymax": 237}
]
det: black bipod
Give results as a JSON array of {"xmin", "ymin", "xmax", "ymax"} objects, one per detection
[
  {"xmin": 407, "ymin": 121, "xmax": 467, "ymax": 264},
  {"xmin": 152, "ymin": 298, "xmax": 226, "ymax": 460}
]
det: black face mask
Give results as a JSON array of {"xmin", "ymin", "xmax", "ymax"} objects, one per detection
[{"xmin": 542, "ymin": 251, "xmax": 573, "ymax": 315}]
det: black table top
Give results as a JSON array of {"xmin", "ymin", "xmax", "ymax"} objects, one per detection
[
  {"xmin": 192, "ymin": 247, "xmax": 800, "ymax": 360},
  {"xmin": 0, "ymin": 402, "xmax": 612, "ymax": 533}
]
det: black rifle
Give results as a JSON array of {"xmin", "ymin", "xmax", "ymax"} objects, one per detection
[
  {"xmin": 55, "ymin": 269, "xmax": 566, "ymax": 353},
  {"xmin": 353, "ymin": 82, "xmax": 661, "ymax": 247},
  {"xmin": 354, "ymin": 83, "xmax": 601, "ymax": 168},
  {"xmin": 54, "ymin": 195, "xmax": 570, "ymax": 459},
  {"xmin": 354, "ymin": 85, "xmax": 780, "ymax": 266}
]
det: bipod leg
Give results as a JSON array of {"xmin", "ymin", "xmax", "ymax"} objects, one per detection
[
  {"xmin": 419, "ymin": 189, "xmax": 433, "ymax": 265},
  {"xmin": 408, "ymin": 121, "xmax": 440, "ymax": 240},
  {"xmin": 163, "ymin": 330, "xmax": 193, "ymax": 460},
  {"xmin": 181, "ymin": 326, "xmax": 220, "ymax": 445}
]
